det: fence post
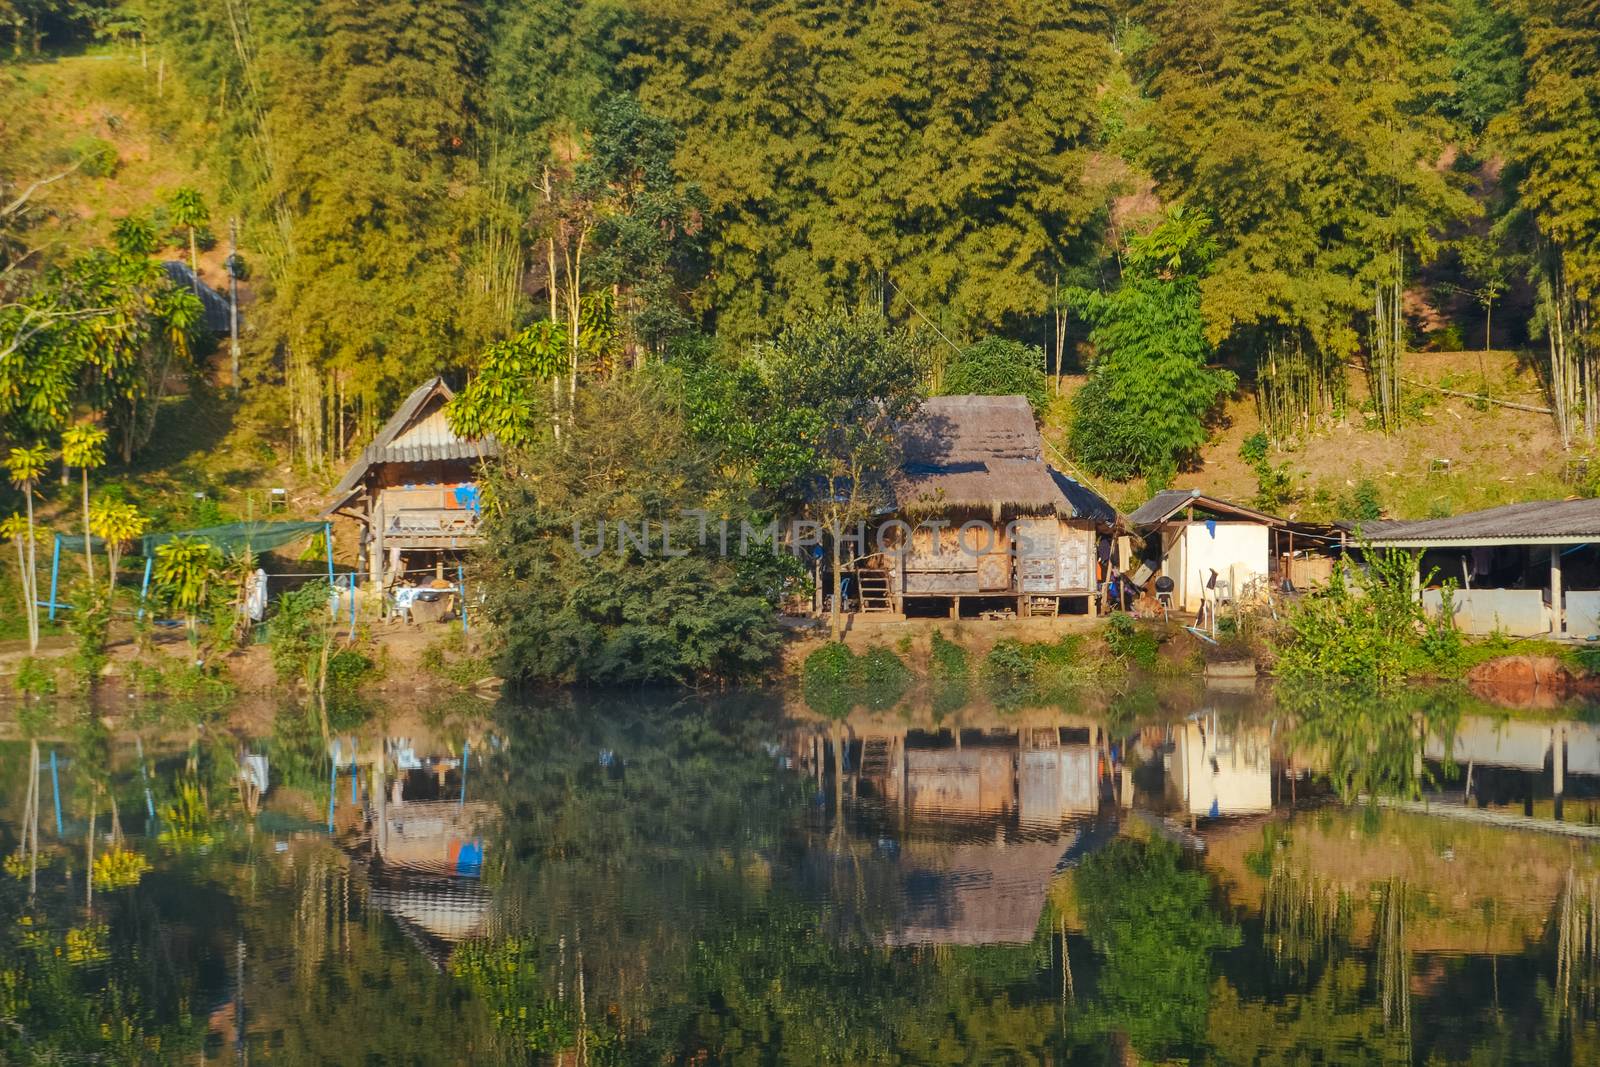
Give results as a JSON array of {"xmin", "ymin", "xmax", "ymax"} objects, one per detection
[
  {"xmin": 327, "ymin": 740, "xmax": 339, "ymax": 832},
  {"xmin": 138, "ymin": 556, "xmax": 153, "ymax": 620},
  {"xmin": 47, "ymin": 534, "xmax": 61, "ymax": 620},
  {"xmin": 348, "ymin": 572, "xmax": 356, "ymax": 637},
  {"xmin": 458, "ymin": 564, "xmax": 468, "ymax": 633},
  {"xmin": 324, "ymin": 521, "xmax": 335, "ymax": 588},
  {"xmin": 50, "ymin": 750, "xmax": 62, "ymax": 834}
]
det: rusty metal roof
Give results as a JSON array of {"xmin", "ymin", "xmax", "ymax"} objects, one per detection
[{"xmin": 329, "ymin": 378, "xmax": 499, "ymax": 499}]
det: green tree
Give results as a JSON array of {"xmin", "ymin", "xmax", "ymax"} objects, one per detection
[
  {"xmin": 1445, "ymin": 0, "xmax": 1523, "ymax": 135},
  {"xmin": 627, "ymin": 0, "xmax": 1111, "ymax": 341},
  {"xmin": 5, "ymin": 444, "xmax": 49, "ymax": 651},
  {"xmin": 1073, "ymin": 837, "xmax": 1240, "ymax": 1059},
  {"xmin": 88, "ymin": 498, "xmax": 145, "ymax": 602},
  {"xmin": 446, "ymin": 320, "xmax": 569, "ymax": 447},
  {"xmin": 1068, "ymin": 207, "xmax": 1235, "ymax": 481},
  {"xmin": 754, "ymin": 308, "xmax": 925, "ymax": 639},
  {"xmin": 939, "ymin": 336, "xmax": 1049, "ymax": 416},
  {"xmin": 580, "ymin": 95, "xmax": 708, "ymax": 357},
  {"xmin": 1131, "ymin": 0, "xmax": 1475, "ymax": 437},
  {"xmin": 478, "ymin": 374, "xmax": 783, "ymax": 685},
  {"xmin": 1496, "ymin": 0, "xmax": 1600, "ymax": 447},
  {"xmin": 153, "ymin": 536, "xmax": 221, "ymax": 643},
  {"xmin": 60, "ymin": 423, "xmax": 107, "ymax": 583},
  {"xmin": 166, "ymin": 187, "xmax": 208, "ymax": 278}
]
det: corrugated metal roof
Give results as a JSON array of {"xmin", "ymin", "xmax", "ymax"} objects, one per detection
[
  {"xmin": 162, "ymin": 260, "xmax": 233, "ymax": 335},
  {"xmin": 1364, "ymin": 497, "xmax": 1600, "ymax": 545},
  {"xmin": 329, "ymin": 377, "xmax": 500, "ymax": 499},
  {"xmin": 1129, "ymin": 489, "xmax": 1282, "ymax": 527}
]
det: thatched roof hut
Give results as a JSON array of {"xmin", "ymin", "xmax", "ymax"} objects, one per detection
[{"xmin": 893, "ymin": 395, "xmax": 1115, "ymax": 524}]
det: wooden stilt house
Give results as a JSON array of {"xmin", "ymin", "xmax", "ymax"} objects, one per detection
[
  {"xmin": 325, "ymin": 377, "xmax": 498, "ymax": 590},
  {"xmin": 850, "ymin": 395, "xmax": 1120, "ymax": 618}
]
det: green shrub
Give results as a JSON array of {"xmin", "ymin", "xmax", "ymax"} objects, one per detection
[
  {"xmin": 1276, "ymin": 544, "xmax": 1462, "ymax": 688},
  {"xmin": 1340, "ymin": 478, "xmax": 1383, "ymax": 523},
  {"xmin": 801, "ymin": 642, "xmax": 912, "ymax": 716},
  {"xmin": 803, "ymin": 643, "xmax": 856, "ymax": 688},
  {"xmin": 1105, "ymin": 612, "xmax": 1160, "ymax": 669},
  {"xmin": 929, "ymin": 629, "xmax": 969, "ymax": 680},
  {"xmin": 70, "ymin": 134, "xmax": 119, "ymax": 177},
  {"xmin": 13, "ymin": 656, "xmax": 56, "ymax": 696},
  {"xmin": 267, "ymin": 580, "xmax": 334, "ymax": 686},
  {"xmin": 940, "ymin": 337, "xmax": 1049, "ymax": 416}
]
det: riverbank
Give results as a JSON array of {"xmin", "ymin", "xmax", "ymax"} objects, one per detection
[{"xmin": 0, "ymin": 622, "xmax": 500, "ymax": 701}]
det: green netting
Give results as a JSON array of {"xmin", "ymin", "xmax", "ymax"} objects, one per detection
[{"xmin": 58, "ymin": 520, "xmax": 327, "ymax": 557}]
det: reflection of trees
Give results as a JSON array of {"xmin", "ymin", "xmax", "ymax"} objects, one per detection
[
  {"xmin": 1070, "ymin": 837, "xmax": 1239, "ymax": 1060},
  {"xmin": 1557, "ymin": 869, "xmax": 1600, "ymax": 1021},
  {"xmin": 1262, "ymin": 864, "xmax": 1352, "ymax": 982},
  {"xmin": 1373, "ymin": 878, "xmax": 1411, "ymax": 1045},
  {"xmin": 1281, "ymin": 683, "xmax": 1464, "ymax": 801}
]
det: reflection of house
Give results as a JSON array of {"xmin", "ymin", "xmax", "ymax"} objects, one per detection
[
  {"xmin": 1164, "ymin": 717, "xmax": 1273, "ymax": 817},
  {"xmin": 1366, "ymin": 499, "xmax": 1600, "ymax": 637},
  {"xmin": 326, "ymin": 377, "xmax": 498, "ymax": 591},
  {"xmin": 850, "ymin": 395, "xmax": 1120, "ymax": 619},
  {"xmin": 366, "ymin": 746, "xmax": 495, "ymax": 967},
  {"xmin": 884, "ymin": 839, "xmax": 1068, "ymax": 946},
  {"xmin": 1423, "ymin": 717, "xmax": 1552, "ymax": 771},
  {"xmin": 850, "ymin": 725, "xmax": 1106, "ymax": 822}
]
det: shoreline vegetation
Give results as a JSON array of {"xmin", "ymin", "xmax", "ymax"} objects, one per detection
[{"xmin": 2, "ymin": 3, "xmax": 1599, "ymax": 706}]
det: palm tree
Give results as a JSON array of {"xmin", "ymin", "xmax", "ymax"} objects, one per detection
[
  {"xmin": 90, "ymin": 498, "xmax": 146, "ymax": 603},
  {"xmin": 5, "ymin": 445, "xmax": 51, "ymax": 652},
  {"xmin": 168, "ymin": 187, "xmax": 208, "ymax": 278},
  {"xmin": 61, "ymin": 424, "xmax": 108, "ymax": 583}
]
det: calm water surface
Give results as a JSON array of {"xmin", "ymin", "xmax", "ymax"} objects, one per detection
[{"xmin": 4, "ymin": 684, "xmax": 1600, "ymax": 1064}]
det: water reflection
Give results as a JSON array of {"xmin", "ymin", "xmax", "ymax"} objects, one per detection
[{"xmin": 3, "ymin": 686, "xmax": 1600, "ymax": 1063}]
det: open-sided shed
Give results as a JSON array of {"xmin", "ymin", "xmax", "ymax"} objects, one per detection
[{"xmin": 1364, "ymin": 497, "xmax": 1600, "ymax": 638}]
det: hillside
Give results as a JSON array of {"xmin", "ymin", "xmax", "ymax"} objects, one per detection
[{"xmin": 1051, "ymin": 347, "xmax": 1576, "ymax": 524}]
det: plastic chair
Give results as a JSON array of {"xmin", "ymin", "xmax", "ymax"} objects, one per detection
[{"xmin": 1154, "ymin": 575, "xmax": 1175, "ymax": 621}]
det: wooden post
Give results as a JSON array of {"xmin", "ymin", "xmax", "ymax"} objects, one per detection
[
  {"xmin": 1554, "ymin": 725, "xmax": 1565, "ymax": 821},
  {"xmin": 1550, "ymin": 544, "xmax": 1564, "ymax": 637},
  {"xmin": 370, "ymin": 501, "xmax": 385, "ymax": 607},
  {"xmin": 950, "ymin": 596, "xmax": 960, "ymax": 620}
]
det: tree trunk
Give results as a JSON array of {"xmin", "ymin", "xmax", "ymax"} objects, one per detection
[
  {"xmin": 830, "ymin": 534, "xmax": 843, "ymax": 641},
  {"xmin": 189, "ymin": 226, "xmax": 199, "ymax": 279},
  {"xmin": 24, "ymin": 485, "xmax": 38, "ymax": 653},
  {"xmin": 80, "ymin": 468, "xmax": 94, "ymax": 584}
]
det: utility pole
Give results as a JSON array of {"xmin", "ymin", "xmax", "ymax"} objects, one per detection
[{"xmin": 227, "ymin": 217, "xmax": 241, "ymax": 393}]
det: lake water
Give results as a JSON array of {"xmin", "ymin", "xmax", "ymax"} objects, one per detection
[{"xmin": 4, "ymin": 684, "xmax": 1600, "ymax": 1064}]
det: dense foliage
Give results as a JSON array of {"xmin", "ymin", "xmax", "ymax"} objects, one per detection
[
  {"xmin": 477, "ymin": 375, "xmax": 783, "ymax": 685},
  {"xmin": 1069, "ymin": 209, "xmax": 1234, "ymax": 480},
  {"xmin": 939, "ymin": 336, "xmax": 1049, "ymax": 416},
  {"xmin": 1275, "ymin": 547, "xmax": 1464, "ymax": 689}
]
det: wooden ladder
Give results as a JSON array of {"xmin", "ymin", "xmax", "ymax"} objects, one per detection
[
  {"xmin": 854, "ymin": 569, "xmax": 894, "ymax": 613},
  {"xmin": 859, "ymin": 737, "xmax": 892, "ymax": 776}
]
